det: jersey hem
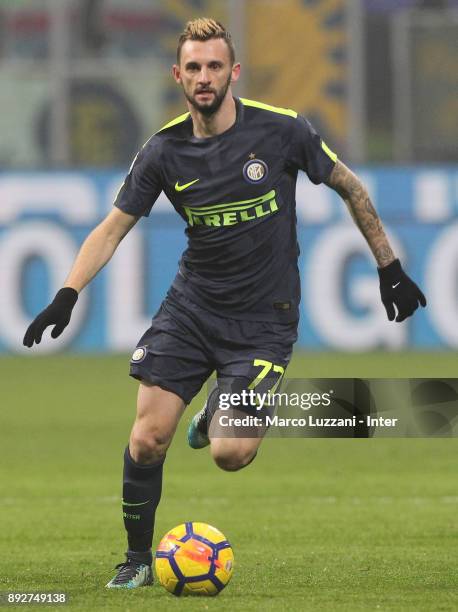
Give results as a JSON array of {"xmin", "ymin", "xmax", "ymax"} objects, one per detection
[{"xmin": 168, "ymin": 284, "xmax": 299, "ymax": 325}]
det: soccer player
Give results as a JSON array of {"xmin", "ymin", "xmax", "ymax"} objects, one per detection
[{"xmin": 23, "ymin": 18, "xmax": 426, "ymax": 588}]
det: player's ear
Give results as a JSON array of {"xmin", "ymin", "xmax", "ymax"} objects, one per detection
[
  {"xmin": 172, "ymin": 65, "xmax": 181, "ymax": 84},
  {"xmin": 231, "ymin": 63, "xmax": 241, "ymax": 83}
]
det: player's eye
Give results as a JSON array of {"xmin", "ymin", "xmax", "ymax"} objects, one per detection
[
  {"xmin": 186, "ymin": 63, "xmax": 200, "ymax": 72},
  {"xmin": 209, "ymin": 62, "xmax": 222, "ymax": 70}
]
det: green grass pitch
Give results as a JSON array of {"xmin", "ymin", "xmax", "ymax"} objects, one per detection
[{"xmin": 0, "ymin": 352, "xmax": 457, "ymax": 611}]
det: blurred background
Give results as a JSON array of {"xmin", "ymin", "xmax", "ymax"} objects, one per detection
[{"xmin": 0, "ymin": 0, "xmax": 457, "ymax": 354}]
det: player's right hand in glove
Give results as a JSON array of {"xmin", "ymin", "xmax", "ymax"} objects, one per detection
[
  {"xmin": 378, "ymin": 259, "xmax": 426, "ymax": 323},
  {"xmin": 23, "ymin": 287, "xmax": 79, "ymax": 347}
]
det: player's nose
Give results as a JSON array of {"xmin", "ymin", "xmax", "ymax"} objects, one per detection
[{"xmin": 198, "ymin": 67, "xmax": 211, "ymax": 83}]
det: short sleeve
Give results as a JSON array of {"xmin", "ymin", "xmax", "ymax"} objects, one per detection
[
  {"xmin": 287, "ymin": 115, "xmax": 337, "ymax": 185},
  {"xmin": 114, "ymin": 138, "xmax": 163, "ymax": 217}
]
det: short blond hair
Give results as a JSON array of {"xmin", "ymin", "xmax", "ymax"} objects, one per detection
[{"xmin": 177, "ymin": 17, "xmax": 235, "ymax": 64}]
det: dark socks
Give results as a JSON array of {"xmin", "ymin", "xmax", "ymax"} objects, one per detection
[{"xmin": 122, "ymin": 446, "xmax": 164, "ymax": 559}]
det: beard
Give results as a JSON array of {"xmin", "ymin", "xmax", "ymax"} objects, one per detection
[{"xmin": 184, "ymin": 74, "xmax": 232, "ymax": 117}]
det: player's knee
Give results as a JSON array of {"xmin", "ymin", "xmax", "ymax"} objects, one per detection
[
  {"xmin": 130, "ymin": 425, "xmax": 171, "ymax": 464},
  {"xmin": 211, "ymin": 443, "xmax": 257, "ymax": 472},
  {"xmin": 213, "ymin": 452, "xmax": 255, "ymax": 472}
]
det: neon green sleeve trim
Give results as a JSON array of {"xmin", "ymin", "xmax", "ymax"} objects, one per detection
[
  {"xmin": 240, "ymin": 98, "xmax": 298, "ymax": 119},
  {"xmin": 157, "ymin": 111, "xmax": 190, "ymax": 133},
  {"xmin": 321, "ymin": 140, "xmax": 338, "ymax": 163}
]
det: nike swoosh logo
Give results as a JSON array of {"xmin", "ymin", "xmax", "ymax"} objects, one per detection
[
  {"xmin": 122, "ymin": 499, "xmax": 151, "ymax": 507},
  {"xmin": 392, "ymin": 282, "xmax": 401, "ymax": 289},
  {"xmin": 175, "ymin": 179, "xmax": 200, "ymax": 192}
]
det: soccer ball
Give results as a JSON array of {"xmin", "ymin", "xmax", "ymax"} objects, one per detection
[{"xmin": 155, "ymin": 522, "xmax": 234, "ymax": 596}]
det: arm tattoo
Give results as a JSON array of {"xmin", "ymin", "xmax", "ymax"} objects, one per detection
[{"xmin": 325, "ymin": 161, "xmax": 395, "ymax": 267}]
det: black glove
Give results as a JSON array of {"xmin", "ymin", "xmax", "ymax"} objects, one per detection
[
  {"xmin": 23, "ymin": 287, "xmax": 79, "ymax": 347},
  {"xmin": 378, "ymin": 259, "xmax": 426, "ymax": 322}
]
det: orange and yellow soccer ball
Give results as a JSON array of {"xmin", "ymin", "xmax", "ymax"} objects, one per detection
[{"xmin": 155, "ymin": 522, "xmax": 234, "ymax": 596}]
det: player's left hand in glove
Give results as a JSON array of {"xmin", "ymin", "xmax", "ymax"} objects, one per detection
[
  {"xmin": 23, "ymin": 287, "xmax": 79, "ymax": 347},
  {"xmin": 378, "ymin": 259, "xmax": 426, "ymax": 322}
]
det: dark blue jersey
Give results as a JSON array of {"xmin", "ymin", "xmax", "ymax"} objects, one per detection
[{"xmin": 114, "ymin": 97, "xmax": 337, "ymax": 322}]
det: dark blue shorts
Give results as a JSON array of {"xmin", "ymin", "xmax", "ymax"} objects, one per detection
[{"xmin": 129, "ymin": 289, "xmax": 298, "ymax": 405}]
